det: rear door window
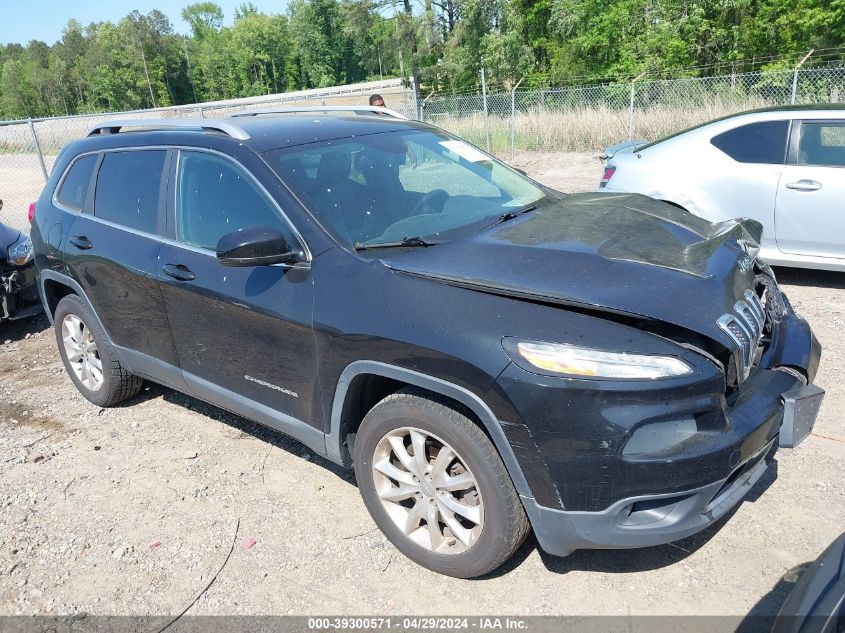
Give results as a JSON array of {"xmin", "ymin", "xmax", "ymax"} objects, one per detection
[
  {"xmin": 796, "ymin": 122, "xmax": 845, "ymax": 167},
  {"xmin": 93, "ymin": 150, "xmax": 166, "ymax": 234},
  {"xmin": 56, "ymin": 154, "xmax": 97, "ymax": 210},
  {"xmin": 711, "ymin": 121, "xmax": 789, "ymax": 164}
]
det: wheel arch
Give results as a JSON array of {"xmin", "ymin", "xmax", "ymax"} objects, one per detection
[
  {"xmin": 38, "ymin": 271, "xmax": 123, "ymax": 360},
  {"xmin": 41, "ymin": 274, "xmax": 77, "ymax": 324},
  {"xmin": 659, "ymin": 199, "xmax": 688, "ymax": 212},
  {"xmin": 650, "ymin": 189, "xmax": 706, "ymax": 217},
  {"xmin": 328, "ymin": 360, "xmax": 533, "ymax": 499}
]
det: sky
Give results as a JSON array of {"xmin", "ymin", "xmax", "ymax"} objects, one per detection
[{"xmin": 0, "ymin": 0, "xmax": 289, "ymax": 46}]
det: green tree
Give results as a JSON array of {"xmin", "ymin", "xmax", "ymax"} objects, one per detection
[
  {"xmin": 288, "ymin": 0, "xmax": 345, "ymax": 88},
  {"xmin": 182, "ymin": 2, "xmax": 225, "ymax": 39}
]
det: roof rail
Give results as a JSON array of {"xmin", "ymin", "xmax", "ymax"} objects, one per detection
[
  {"xmin": 87, "ymin": 118, "xmax": 251, "ymax": 140},
  {"xmin": 229, "ymin": 105, "xmax": 409, "ymax": 120}
]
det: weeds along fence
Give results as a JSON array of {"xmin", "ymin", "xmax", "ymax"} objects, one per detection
[
  {"xmin": 2, "ymin": 66, "xmax": 845, "ymax": 230},
  {"xmin": 424, "ymin": 65, "xmax": 845, "ymax": 155}
]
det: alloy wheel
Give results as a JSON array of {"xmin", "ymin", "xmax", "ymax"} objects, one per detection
[
  {"xmin": 61, "ymin": 314, "xmax": 103, "ymax": 391},
  {"xmin": 372, "ymin": 426, "xmax": 483, "ymax": 554}
]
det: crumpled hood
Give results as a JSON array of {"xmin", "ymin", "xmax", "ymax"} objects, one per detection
[
  {"xmin": 0, "ymin": 221, "xmax": 22, "ymax": 262},
  {"xmin": 383, "ymin": 192, "xmax": 763, "ymax": 350}
]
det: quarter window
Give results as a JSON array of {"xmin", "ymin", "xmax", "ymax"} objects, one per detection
[
  {"xmin": 176, "ymin": 151, "xmax": 288, "ymax": 251},
  {"xmin": 56, "ymin": 155, "xmax": 97, "ymax": 210},
  {"xmin": 94, "ymin": 150, "xmax": 166, "ymax": 234},
  {"xmin": 797, "ymin": 122, "xmax": 845, "ymax": 167},
  {"xmin": 711, "ymin": 121, "xmax": 789, "ymax": 164}
]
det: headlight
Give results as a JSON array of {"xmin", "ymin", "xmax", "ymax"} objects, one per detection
[
  {"xmin": 7, "ymin": 236, "xmax": 33, "ymax": 266},
  {"xmin": 504, "ymin": 339, "xmax": 693, "ymax": 380}
]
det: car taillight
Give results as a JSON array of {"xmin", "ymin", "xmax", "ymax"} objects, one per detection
[
  {"xmin": 599, "ymin": 166, "xmax": 616, "ymax": 188},
  {"xmin": 28, "ymin": 202, "xmax": 36, "ymax": 223}
]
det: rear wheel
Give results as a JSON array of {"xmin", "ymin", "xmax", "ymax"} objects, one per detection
[
  {"xmin": 53, "ymin": 294, "xmax": 143, "ymax": 407},
  {"xmin": 353, "ymin": 388, "xmax": 529, "ymax": 578}
]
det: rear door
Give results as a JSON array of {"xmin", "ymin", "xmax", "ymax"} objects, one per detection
[
  {"xmin": 157, "ymin": 149, "xmax": 319, "ymax": 427},
  {"xmin": 706, "ymin": 120, "xmax": 790, "ymax": 251},
  {"xmin": 65, "ymin": 148, "xmax": 180, "ymax": 370},
  {"xmin": 775, "ymin": 120, "xmax": 845, "ymax": 258}
]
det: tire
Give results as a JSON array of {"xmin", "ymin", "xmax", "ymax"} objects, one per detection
[
  {"xmin": 53, "ymin": 294, "xmax": 143, "ymax": 407},
  {"xmin": 353, "ymin": 387, "xmax": 529, "ymax": 578}
]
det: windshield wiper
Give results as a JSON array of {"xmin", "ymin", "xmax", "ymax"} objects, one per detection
[
  {"xmin": 479, "ymin": 203, "xmax": 538, "ymax": 230},
  {"xmin": 354, "ymin": 236, "xmax": 438, "ymax": 251}
]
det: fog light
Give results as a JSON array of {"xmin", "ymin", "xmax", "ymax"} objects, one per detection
[{"xmin": 623, "ymin": 417, "xmax": 697, "ymax": 456}]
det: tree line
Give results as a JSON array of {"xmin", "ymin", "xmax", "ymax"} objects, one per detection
[{"xmin": 1, "ymin": 0, "xmax": 842, "ymax": 119}]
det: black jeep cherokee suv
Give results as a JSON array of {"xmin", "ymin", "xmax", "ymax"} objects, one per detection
[{"xmin": 31, "ymin": 108, "xmax": 823, "ymax": 578}]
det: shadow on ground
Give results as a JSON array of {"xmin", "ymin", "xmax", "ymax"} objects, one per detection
[
  {"xmin": 736, "ymin": 561, "xmax": 812, "ymax": 633},
  {"xmin": 774, "ymin": 267, "xmax": 845, "ymax": 290},
  {"xmin": 119, "ymin": 377, "xmax": 785, "ymax": 580},
  {"xmin": 0, "ymin": 312, "xmax": 49, "ymax": 343},
  {"xmin": 124, "ymin": 381, "xmax": 353, "ymax": 484}
]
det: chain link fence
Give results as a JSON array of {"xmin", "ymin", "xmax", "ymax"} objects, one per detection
[
  {"xmin": 3, "ymin": 66, "xmax": 845, "ymax": 231},
  {"xmin": 423, "ymin": 65, "xmax": 845, "ymax": 157}
]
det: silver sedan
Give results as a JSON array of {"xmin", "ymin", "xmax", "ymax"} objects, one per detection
[{"xmin": 599, "ymin": 105, "xmax": 845, "ymax": 272}]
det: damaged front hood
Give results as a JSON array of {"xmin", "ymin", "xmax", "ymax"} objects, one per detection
[
  {"xmin": 0, "ymin": 221, "xmax": 22, "ymax": 267},
  {"xmin": 0, "ymin": 221, "xmax": 21, "ymax": 251},
  {"xmin": 383, "ymin": 192, "xmax": 763, "ymax": 349}
]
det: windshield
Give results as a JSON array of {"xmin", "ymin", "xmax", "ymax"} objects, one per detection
[{"xmin": 263, "ymin": 129, "xmax": 546, "ymax": 248}]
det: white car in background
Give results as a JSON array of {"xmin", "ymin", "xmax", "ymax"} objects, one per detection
[{"xmin": 599, "ymin": 105, "xmax": 845, "ymax": 272}]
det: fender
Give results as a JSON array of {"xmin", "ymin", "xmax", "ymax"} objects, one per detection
[
  {"xmin": 327, "ymin": 360, "xmax": 534, "ymax": 499},
  {"xmin": 652, "ymin": 192, "xmax": 698, "ymax": 215},
  {"xmin": 38, "ymin": 270, "xmax": 122, "ymax": 348}
]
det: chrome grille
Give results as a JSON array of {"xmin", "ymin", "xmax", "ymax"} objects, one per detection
[{"xmin": 717, "ymin": 290, "xmax": 766, "ymax": 382}]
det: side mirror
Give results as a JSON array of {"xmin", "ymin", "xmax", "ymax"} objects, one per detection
[{"xmin": 216, "ymin": 225, "xmax": 296, "ymax": 267}]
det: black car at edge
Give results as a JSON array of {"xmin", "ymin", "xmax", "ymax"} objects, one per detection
[
  {"xmin": 30, "ymin": 107, "xmax": 824, "ymax": 578},
  {"xmin": 1, "ymin": 199, "xmax": 41, "ymax": 322}
]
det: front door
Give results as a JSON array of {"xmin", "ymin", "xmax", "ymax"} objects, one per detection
[
  {"xmin": 775, "ymin": 120, "xmax": 845, "ymax": 258},
  {"xmin": 157, "ymin": 149, "xmax": 319, "ymax": 428}
]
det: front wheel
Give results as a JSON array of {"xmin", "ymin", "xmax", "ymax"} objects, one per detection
[{"xmin": 353, "ymin": 388, "xmax": 529, "ymax": 578}]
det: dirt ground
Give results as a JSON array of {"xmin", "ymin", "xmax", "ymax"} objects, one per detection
[{"xmin": 1, "ymin": 152, "xmax": 843, "ymax": 625}]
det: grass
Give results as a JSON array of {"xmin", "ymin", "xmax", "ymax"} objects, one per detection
[
  {"xmin": 0, "ymin": 96, "xmax": 784, "ymax": 160},
  {"xmin": 430, "ymin": 98, "xmax": 775, "ymax": 156}
]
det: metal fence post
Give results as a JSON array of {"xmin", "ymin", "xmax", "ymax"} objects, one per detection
[
  {"xmin": 28, "ymin": 119, "xmax": 49, "ymax": 182},
  {"xmin": 421, "ymin": 91, "xmax": 436, "ymax": 120},
  {"xmin": 480, "ymin": 58, "xmax": 490, "ymax": 153},
  {"xmin": 411, "ymin": 76, "xmax": 420, "ymax": 120},
  {"xmin": 510, "ymin": 77, "xmax": 525, "ymax": 159},
  {"xmin": 197, "ymin": 106, "xmax": 205, "ymax": 118},
  {"xmin": 628, "ymin": 71, "xmax": 647, "ymax": 142},
  {"xmin": 791, "ymin": 49, "xmax": 814, "ymax": 104}
]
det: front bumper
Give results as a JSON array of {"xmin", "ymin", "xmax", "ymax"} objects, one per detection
[
  {"xmin": 523, "ymin": 436, "xmax": 777, "ymax": 556},
  {"xmin": 495, "ymin": 305, "xmax": 823, "ymax": 555},
  {"xmin": 1, "ymin": 263, "xmax": 42, "ymax": 322}
]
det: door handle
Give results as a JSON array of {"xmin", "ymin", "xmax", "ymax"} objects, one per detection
[
  {"xmin": 69, "ymin": 235, "xmax": 93, "ymax": 250},
  {"xmin": 162, "ymin": 264, "xmax": 196, "ymax": 282},
  {"xmin": 785, "ymin": 180, "xmax": 822, "ymax": 192}
]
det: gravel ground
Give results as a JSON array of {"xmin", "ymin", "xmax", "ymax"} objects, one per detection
[{"xmin": 0, "ymin": 152, "xmax": 843, "ymax": 623}]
